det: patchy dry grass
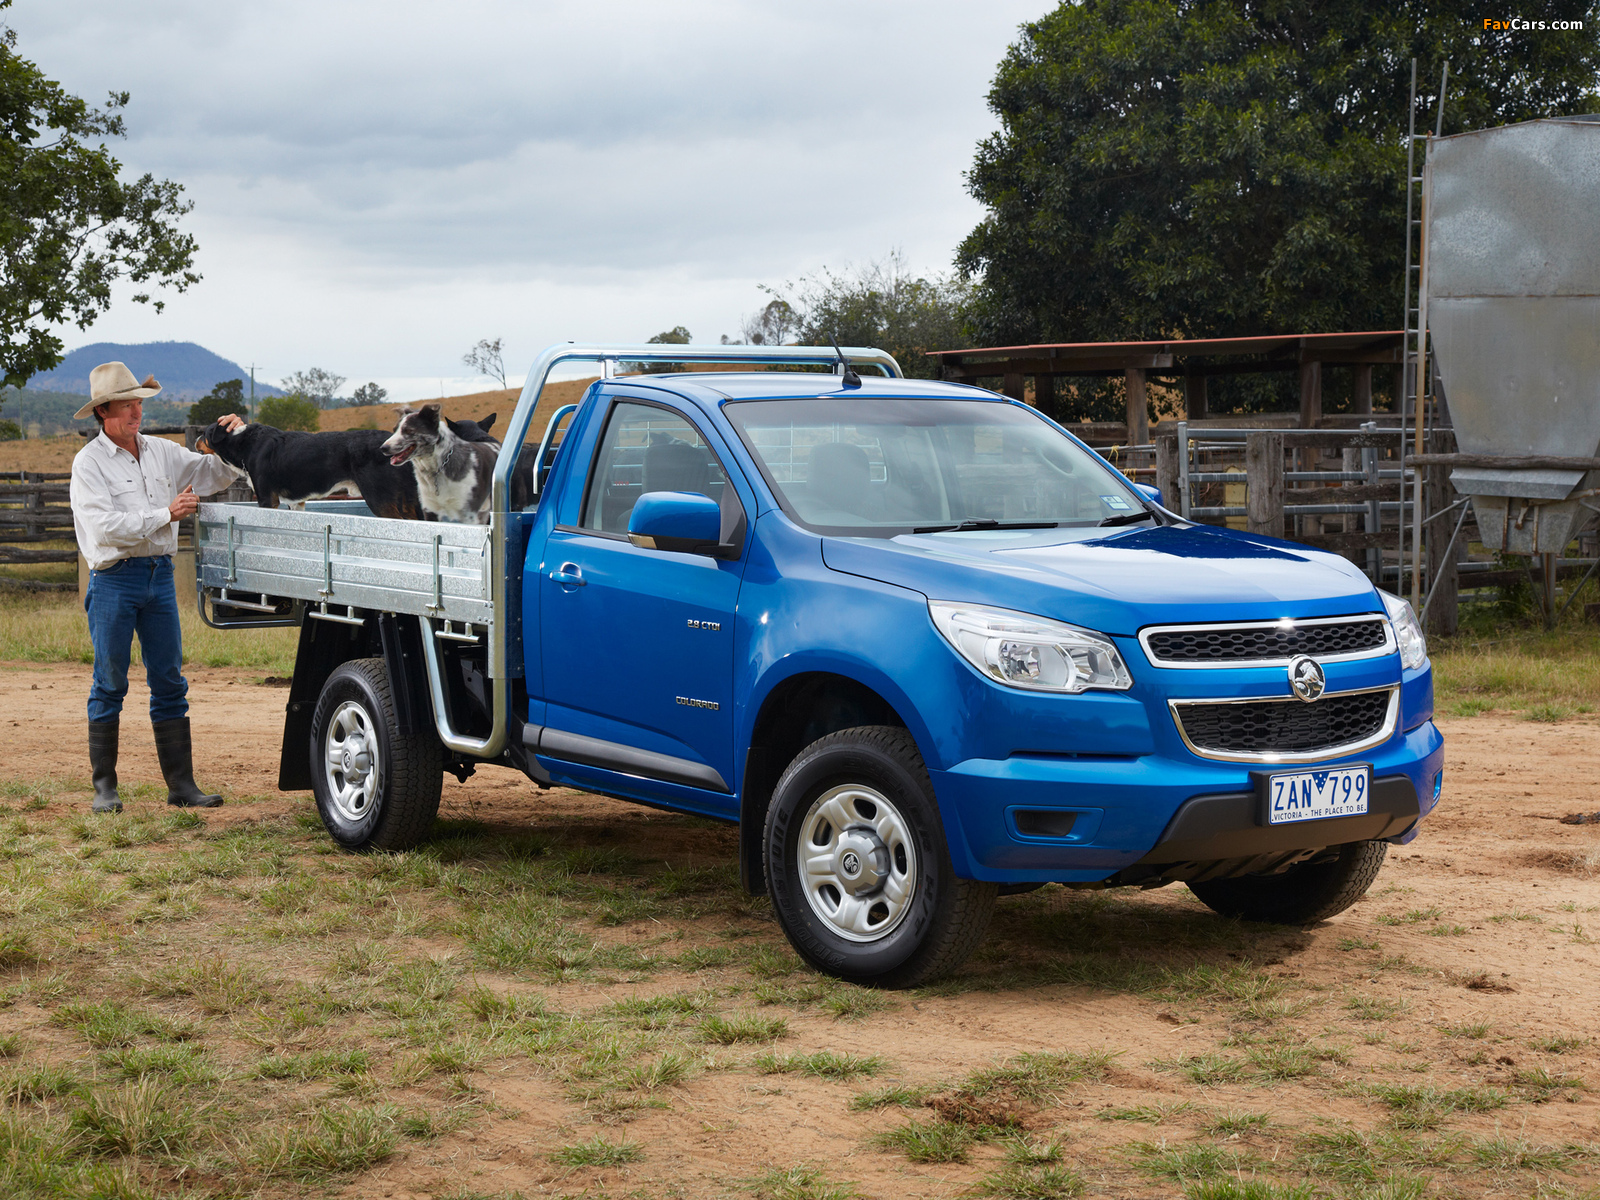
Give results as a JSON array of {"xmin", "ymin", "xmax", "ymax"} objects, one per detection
[{"xmin": 0, "ymin": 771, "xmax": 1595, "ymax": 1199}]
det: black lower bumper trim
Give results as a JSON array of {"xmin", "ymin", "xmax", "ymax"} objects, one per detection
[{"xmin": 1132, "ymin": 774, "xmax": 1420, "ymax": 867}]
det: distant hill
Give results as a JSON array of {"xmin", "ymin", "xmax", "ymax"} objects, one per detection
[{"xmin": 29, "ymin": 342, "xmax": 284, "ymax": 403}]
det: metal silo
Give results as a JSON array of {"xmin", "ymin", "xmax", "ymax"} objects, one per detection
[{"xmin": 1425, "ymin": 117, "xmax": 1600, "ymax": 557}]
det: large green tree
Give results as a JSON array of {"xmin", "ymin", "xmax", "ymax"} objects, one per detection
[
  {"xmin": 958, "ymin": 1, "xmax": 1600, "ymax": 346},
  {"xmin": 0, "ymin": 2, "xmax": 199, "ymax": 392}
]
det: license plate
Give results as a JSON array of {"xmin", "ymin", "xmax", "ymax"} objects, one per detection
[{"xmin": 1260, "ymin": 765, "xmax": 1370, "ymax": 825}]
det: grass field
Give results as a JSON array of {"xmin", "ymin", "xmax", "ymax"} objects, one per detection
[
  {"xmin": 1, "ymin": 775, "xmax": 1595, "ymax": 1200},
  {"xmin": 0, "ymin": 590, "xmax": 298, "ymax": 674}
]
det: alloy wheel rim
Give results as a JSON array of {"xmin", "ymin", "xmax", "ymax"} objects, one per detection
[
  {"xmin": 324, "ymin": 700, "xmax": 380, "ymax": 822},
  {"xmin": 797, "ymin": 783, "xmax": 917, "ymax": 943}
]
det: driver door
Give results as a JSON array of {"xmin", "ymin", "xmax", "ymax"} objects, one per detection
[{"xmin": 537, "ymin": 398, "xmax": 748, "ymax": 810}]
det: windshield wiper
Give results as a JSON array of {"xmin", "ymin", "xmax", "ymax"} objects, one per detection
[
  {"xmin": 1097, "ymin": 510, "xmax": 1156, "ymax": 527},
  {"xmin": 912, "ymin": 519, "xmax": 1060, "ymax": 534}
]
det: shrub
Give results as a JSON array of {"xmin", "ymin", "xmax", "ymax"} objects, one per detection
[{"xmin": 257, "ymin": 392, "xmax": 320, "ymax": 432}]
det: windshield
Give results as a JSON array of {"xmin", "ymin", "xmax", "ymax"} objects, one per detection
[{"xmin": 723, "ymin": 396, "xmax": 1151, "ymax": 536}]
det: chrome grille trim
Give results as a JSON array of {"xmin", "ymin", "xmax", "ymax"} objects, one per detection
[
  {"xmin": 1169, "ymin": 685, "xmax": 1399, "ymax": 764},
  {"xmin": 1139, "ymin": 614, "xmax": 1395, "ymax": 669}
]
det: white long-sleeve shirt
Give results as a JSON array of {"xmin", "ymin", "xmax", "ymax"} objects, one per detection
[{"xmin": 70, "ymin": 431, "xmax": 243, "ymax": 571}]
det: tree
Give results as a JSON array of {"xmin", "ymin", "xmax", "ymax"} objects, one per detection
[
  {"xmin": 257, "ymin": 392, "xmax": 320, "ymax": 432},
  {"xmin": 462, "ymin": 338, "xmax": 506, "ymax": 388},
  {"xmin": 757, "ymin": 253, "xmax": 971, "ymax": 379},
  {"xmin": 188, "ymin": 378, "xmax": 245, "ymax": 425},
  {"xmin": 281, "ymin": 368, "xmax": 345, "ymax": 409},
  {"xmin": 350, "ymin": 381, "xmax": 387, "ymax": 406},
  {"xmin": 0, "ymin": 3, "xmax": 199, "ymax": 392},
  {"xmin": 637, "ymin": 327, "xmax": 692, "ymax": 372},
  {"xmin": 957, "ymin": 0, "xmax": 1600, "ymax": 349},
  {"xmin": 740, "ymin": 298, "xmax": 798, "ymax": 347}
]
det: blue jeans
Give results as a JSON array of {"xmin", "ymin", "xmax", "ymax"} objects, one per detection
[{"xmin": 84, "ymin": 555, "xmax": 188, "ymax": 723}]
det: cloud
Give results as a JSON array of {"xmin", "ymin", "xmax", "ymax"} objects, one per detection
[{"xmin": 9, "ymin": 0, "xmax": 1046, "ymax": 387}]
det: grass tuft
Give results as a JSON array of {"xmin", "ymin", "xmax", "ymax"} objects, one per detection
[
  {"xmin": 550, "ymin": 1134, "xmax": 643, "ymax": 1166},
  {"xmin": 745, "ymin": 1165, "xmax": 859, "ymax": 1200},
  {"xmin": 699, "ymin": 1013, "xmax": 789, "ymax": 1044},
  {"xmin": 249, "ymin": 1104, "xmax": 399, "ymax": 1179},
  {"xmin": 754, "ymin": 1050, "xmax": 884, "ymax": 1080},
  {"xmin": 873, "ymin": 1119, "xmax": 978, "ymax": 1163}
]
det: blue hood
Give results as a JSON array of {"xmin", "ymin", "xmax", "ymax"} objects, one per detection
[{"xmin": 820, "ymin": 522, "xmax": 1381, "ymax": 636}]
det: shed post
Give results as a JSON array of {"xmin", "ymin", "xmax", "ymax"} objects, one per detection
[
  {"xmin": 1033, "ymin": 373, "xmax": 1058, "ymax": 419},
  {"xmin": 1124, "ymin": 368, "xmax": 1149, "ymax": 446},
  {"xmin": 1155, "ymin": 434, "xmax": 1180, "ymax": 510},
  {"xmin": 1246, "ymin": 431, "xmax": 1285, "ymax": 538},
  {"xmin": 1352, "ymin": 364, "xmax": 1373, "ymax": 415},
  {"xmin": 1298, "ymin": 361, "xmax": 1322, "ymax": 427},
  {"xmin": 1183, "ymin": 374, "xmax": 1208, "ymax": 420},
  {"xmin": 1002, "ymin": 372, "xmax": 1026, "ymax": 403}
]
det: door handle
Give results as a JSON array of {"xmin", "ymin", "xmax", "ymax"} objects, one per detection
[{"xmin": 550, "ymin": 562, "xmax": 586, "ymax": 587}]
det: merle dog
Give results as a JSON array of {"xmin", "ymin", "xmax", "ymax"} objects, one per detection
[
  {"xmin": 380, "ymin": 404, "xmax": 498, "ymax": 524},
  {"xmin": 197, "ymin": 415, "xmax": 499, "ymax": 520}
]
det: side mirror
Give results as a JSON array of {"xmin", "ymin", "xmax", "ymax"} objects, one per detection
[
  {"xmin": 628, "ymin": 491, "xmax": 724, "ymax": 555},
  {"xmin": 1134, "ymin": 483, "xmax": 1163, "ymax": 505}
]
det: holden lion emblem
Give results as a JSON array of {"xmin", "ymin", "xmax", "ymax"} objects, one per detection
[{"xmin": 1287, "ymin": 655, "xmax": 1326, "ymax": 702}]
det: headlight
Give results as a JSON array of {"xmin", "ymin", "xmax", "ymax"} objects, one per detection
[
  {"xmin": 928, "ymin": 601, "xmax": 1132, "ymax": 693},
  {"xmin": 1380, "ymin": 590, "xmax": 1428, "ymax": 671}
]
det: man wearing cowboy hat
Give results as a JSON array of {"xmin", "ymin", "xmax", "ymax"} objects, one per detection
[{"xmin": 69, "ymin": 362, "xmax": 247, "ymax": 813}]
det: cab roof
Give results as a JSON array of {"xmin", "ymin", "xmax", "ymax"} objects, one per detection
[{"xmin": 600, "ymin": 371, "xmax": 1002, "ymax": 406}]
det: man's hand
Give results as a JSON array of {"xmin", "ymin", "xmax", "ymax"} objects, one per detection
[
  {"xmin": 168, "ymin": 486, "xmax": 199, "ymax": 521},
  {"xmin": 217, "ymin": 413, "xmax": 245, "ymax": 433}
]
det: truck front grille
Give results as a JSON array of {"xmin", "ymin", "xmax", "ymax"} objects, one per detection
[
  {"xmin": 1141, "ymin": 616, "xmax": 1391, "ymax": 666},
  {"xmin": 1171, "ymin": 687, "xmax": 1396, "ymax": 762}
]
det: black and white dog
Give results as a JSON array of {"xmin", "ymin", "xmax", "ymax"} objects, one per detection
[
  {"xmin": 381, "ymin": 404, "xmax": 498, "ymax": 524},
  {"xmin": 198, "ymin": 414, "xmax": 501, "ymax": 520}
]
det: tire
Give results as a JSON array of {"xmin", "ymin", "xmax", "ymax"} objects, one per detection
[
  {"xmin": 1187, "ymin": 840, "xmax": 1389, "ymax": 925},
  {"xmin": 309, "ymin": 657, "xmax": 443, "ymax": 851},
  {"xmin": 764, "ymin": 726, "xmax": 997, "ymax": 988}
]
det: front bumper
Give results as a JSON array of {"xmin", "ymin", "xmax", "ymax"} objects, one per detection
[{"xmin": 929, "ymin": 718, "xmax": 1445, "ymax": 885}]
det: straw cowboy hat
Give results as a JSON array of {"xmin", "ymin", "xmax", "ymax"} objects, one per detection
[{"xmin": 73, "ymin": 362, "xmax": 163, "ymax": 419}]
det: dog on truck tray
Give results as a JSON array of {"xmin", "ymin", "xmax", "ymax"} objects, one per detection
[
  {"xmin": 197, "ymin": 416, "xmax": 499, "ymax": 520},
  {"xmin": 381, "ymin": 404, "xmax": 497, "ymax": 524}
]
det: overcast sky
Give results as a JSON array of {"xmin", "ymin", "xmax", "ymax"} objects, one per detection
[{"xmin": 11, "ymin": 0, "xmax": 1047, "ymax": 400}]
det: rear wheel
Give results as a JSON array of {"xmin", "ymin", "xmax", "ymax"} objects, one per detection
[
  {"xmin": 1187, "ymin": 840, "xmax": 1388, "ymax": 924},
  {"xmin": 764, "ymin": 726, "xmax": 996, "ymax": 987},
  {"xmin": 309, "ymin": 658, "xmax": 443, "ymax": 850}
]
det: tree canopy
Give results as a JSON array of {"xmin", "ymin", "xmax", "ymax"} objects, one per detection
[
  {"xmin": 281, "ymin": 368, "xmax": 345, "ymax": 409},
  {"xmin": 755, "ymin": 254, "xmax": 970, "ymax": 379},
  {"xmin": 0, "ymin": 3, "xmax": 199, "ymax": 390},
  {"xmin": 188, "ymin": 378, "xmax": 245, "ymax": 425},
  {"xmin": 957, "ymin": 0, "xmax": 1600, "ymax": 346},
  {"xmin": 258, "ymin": 392, "xmax": 319, "ymax": 432}
]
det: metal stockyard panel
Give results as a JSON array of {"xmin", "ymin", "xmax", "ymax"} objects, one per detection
[{"xmin": 195, "ymin": 501, "xmax": 494, "ymax": 626}]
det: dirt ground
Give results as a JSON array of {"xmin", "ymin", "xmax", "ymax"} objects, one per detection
[{"xmin": 4, "ymin": 660, "xmax": 1600, "ymax": 1198}]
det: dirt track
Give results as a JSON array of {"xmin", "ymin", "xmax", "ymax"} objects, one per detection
[{"xmin": 5, "ymin": 660, "xmax": 1600, "ymax": 1197}]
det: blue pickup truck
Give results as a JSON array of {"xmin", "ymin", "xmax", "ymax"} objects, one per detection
[{"xmin": 198, "ymin": 343, "xmax": 1443, "ymax": 986}]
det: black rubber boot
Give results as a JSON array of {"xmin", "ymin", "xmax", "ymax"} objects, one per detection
[
  {"xmin": 151, "ymin": 717, "xmax": 224, "ymax": 808},
  {"xmin": 89, "ymin": 720, "xmax": 123, "ymax": 813}
]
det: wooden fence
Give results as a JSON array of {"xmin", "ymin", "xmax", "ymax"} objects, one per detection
[{"xmin": 0, "ymin": 470, "xmax": 77, "ymax": 569}]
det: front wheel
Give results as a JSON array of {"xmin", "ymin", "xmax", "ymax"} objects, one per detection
[
  {"xmin": 1187, "ymin": 840, "xmax": 1388, "ymax": 924},
  {"xmin": 309, "ymin": 658, "xmax": 443, "ymax": 851},
  {"xmin": 764, "ymin": 726, "xmax": 996, "ymax": 988}
]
